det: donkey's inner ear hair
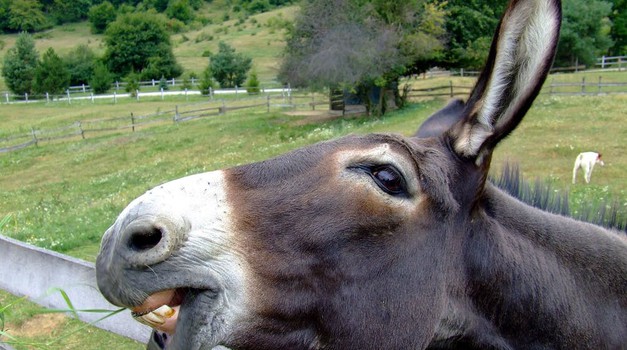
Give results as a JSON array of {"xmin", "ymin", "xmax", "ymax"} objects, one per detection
[{"xmin": 449, "ymin": 0, "xmax": 562, "ymax": 165}]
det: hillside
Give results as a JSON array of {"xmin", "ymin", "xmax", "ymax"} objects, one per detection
[{"xmin": 0, "ymin": 3, "xmax": 298, "ymax": 91}]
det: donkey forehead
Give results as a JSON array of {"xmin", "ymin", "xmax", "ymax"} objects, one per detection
[{"xmin": 227, "ymin": 133, "xmax": 425, "ymax": 192}]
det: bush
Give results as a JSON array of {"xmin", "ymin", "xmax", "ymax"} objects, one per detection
[
  {"xmin": 125, "ymin": 71, "xmax": 140, "ymax": 97},
  {"xmin": 159, "ymin": 76, "xmax": 169, "ymax": 91},
  {"xmin": 89, "ymin": 61, "xmax": 113, "ymax": 94},
  {"xmin": 246, "ymin": 69, "xmax": 260, "ymax": 94},
  {"xmin": 166, "ymin": 0, "xmax": 194, "ymax": 24},
  {"xmin": 33, "ymin": 47, "xmax": 70, "ymax": 95},
  {"xmin": 198, "ymin": 66, "xmax": 215, "ymax": 95},
  {"xmin": 64, "ymin": 44, "xmax": 96, "ymax": 86}
]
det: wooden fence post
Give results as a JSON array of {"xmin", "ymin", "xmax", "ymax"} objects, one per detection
[
  {"xmin": 131, "ymin": 113, "xmax": 135, "ymax": 132},
  {"xmin": 174, "ymin": 105, "xmax": 179, "ymax": 123},
  {"xmin": 267, "ymin": 95, "xmax": 270, "ymax": 113},
  {"xmin": 78, "ymin": 121, "xmax": 85, "ymax": 139},
  {"xmin": 449, "ymin": 81, "xmax": 453, "ymax": 97},
  {"xmin": 581, "ymin": 77, "xmax": 586, "ymax": 95},
  {"xmin": 550, "ymin": 78, "xmax": 554, "ymax": 95},
  {"xmin": 598, "ymin": 76, "xmax": 602, "ymax": 95},
  {"xmin": 67, "ymin": 90, "xmax": 71, "ymax": 104},
  {"xmin": 312, "ymin": 95, "xmax": 315, "ymax": 110},
  {"xmin": 31, "ymin": 128, "xmax": 38, "ymax": 147},
  {"xmin": 113, "ymin": 91, "xmax": 117, "ymax": 104},
  {"xmin": 25, "ymin": 93, "xmax": 28, "ymax": 102},
  {"xmin": 220, "ymin": 100, "xmax": 226, "ymax": 115}
]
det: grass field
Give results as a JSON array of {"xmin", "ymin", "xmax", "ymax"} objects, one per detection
[{"xmin": 0, "ymin": 290, "xmax": 143, "ymax": 349}]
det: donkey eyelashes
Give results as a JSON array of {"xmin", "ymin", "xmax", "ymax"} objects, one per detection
[{"xmin": 349, "ymin": 164, "xmax": 409, "ymax": 197}]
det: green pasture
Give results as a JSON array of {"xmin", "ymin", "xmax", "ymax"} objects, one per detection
[{"xmin": 0, "ymin": 290, "xmax": 142, "ymax": 349}]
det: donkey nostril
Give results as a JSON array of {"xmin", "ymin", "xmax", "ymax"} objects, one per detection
[
  {"xmin": 119, "ymin": 216, "xmax": 188, "ymax": 266},
  {"xmin": 128, "ymin": 226, "xmax": 163, "ymax": 252}
]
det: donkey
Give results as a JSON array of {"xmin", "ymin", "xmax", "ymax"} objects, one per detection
[{"xmin": 96, "ymin": 0, "xmax": 627, "ymax": 349}]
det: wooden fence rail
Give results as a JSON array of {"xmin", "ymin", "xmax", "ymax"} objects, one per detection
[
  {"xmin": 406, "ymin": 77, "xmax": 627, "ymax": 99},
  {"xmin": 0, "ymin": 93, "xmax": 326, "ymax": 153},
  {"xmin": 2, "ymin": 78, "xmax": 625, "ymax": 154}
]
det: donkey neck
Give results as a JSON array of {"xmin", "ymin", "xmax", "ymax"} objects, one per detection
[{"xmin": 457, "ymin": 184, "xmax": 627, "ymax": 348}]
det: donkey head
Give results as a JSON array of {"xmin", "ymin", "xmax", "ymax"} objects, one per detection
[{"xmin": 96, "ymin": 1, "xmax": 562, "ymax": 349}]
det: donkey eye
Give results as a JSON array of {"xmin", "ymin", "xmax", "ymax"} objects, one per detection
[{"xmin": 370, "ymin": 165, "xmax": 407, "ymax": 196}]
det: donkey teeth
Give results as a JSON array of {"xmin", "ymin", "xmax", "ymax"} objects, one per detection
[
  {"xmin": 153, "ymin": 305, "xmax": 176, "ymax": 318},
  {"xmin": 133, "ymin": 305, "xmax": 175, "ymax": 327},
  {"xmin": 143, "ymin": 312, "xmax": 166, "ymax": 325}
]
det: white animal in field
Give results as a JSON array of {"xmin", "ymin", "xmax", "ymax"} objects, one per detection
[{"xmin": 572, "ymin": 152, "xmax": 604, "ymax": 184}]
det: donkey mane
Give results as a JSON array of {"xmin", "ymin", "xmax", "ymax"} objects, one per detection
[{"xmin": 491, "ymin": 162, "xmax": 627, "ymax": 232}]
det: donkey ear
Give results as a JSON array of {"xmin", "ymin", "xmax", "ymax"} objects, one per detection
[{"xmin": 448, "ymin": 0, "xmax": 561, "ymax": 165}]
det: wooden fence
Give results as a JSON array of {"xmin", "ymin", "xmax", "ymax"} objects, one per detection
[
  {"xmin": 2, "ymin": 75, "xmax": 625, "ymax": 153},
  {"xmin": 406, "ymin": 76, "xmax": 627, "ymax": 100},
  {"xmin": 0, "ymin": 93, "xmax": 327, "ymax": 153}
]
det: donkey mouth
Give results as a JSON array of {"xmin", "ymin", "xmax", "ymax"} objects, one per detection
[{"xmin": 131, "ymin": 289, "xmax": 185, "ymax": 334}]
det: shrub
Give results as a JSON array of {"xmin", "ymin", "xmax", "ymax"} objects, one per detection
[
  {"xmin": 33, "ymin": 47, "xmax": 70, "ymax": 95},
  {"xmin": 198, "ymin": 66, "xmax": 215, "ymax": 95},
  {"xmin": 246, "ymin": 69, "xmax": 260, "ymax": 94},
  {"xmin": 64, "ymin": 44, "xmax": 96, "ymax": 86},
  {"xmin": 125, "ymin": 71, "xmax": 140, "ymax": 97},
  {"xmin": 89, "ymin": 61, "xmax": 113, "ymax": 94}
]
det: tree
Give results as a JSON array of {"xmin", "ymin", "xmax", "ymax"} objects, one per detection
[
  {"xmin": 279, "ymin": 0, "xmax": 447, "ymax": 115},
  {"xmin": 89, "ymin": 61, "xmax": 113, "ymax": 94},
  {"xmin": 1, "ymin": 32, "xmax": 38, "ymax": 95},
  {"xmin": 441, "ymin": 0, "xmax": 508, "ymax": 69},
  {"xmin": 103, "ymin": 12, "xmax": 181, "ymax": 78},
  {"xmin": 210, "ymin": 42, "xmax": 252, "ymax": 88},
  {"xmin": 198, "ymin": 65, "xmax": 215, "ymax": 95},
  {"xmin": 88, "ymin": 1, "xmax": 117, "ymax": 34},
  {"xmin": 64, "ymin": 44, "xmax": 96, "ymax": 85},
  {"xmin": 6, "ymin": 0, "xmax": 49, "ymax": 32},
  {"xmin": 555, "ymin": 0, "xmax": 613, "ymax": 67},
  {"xmin": 0, "ymin": 0, "xmax": 11, "ymax": 32},
  {"xmin": 166, "ymin": 0, "xmax": 194, "ymax": 23},
  {"xmin": 50, "ymin": 0, "xmax": 91, "ymax": 24},
  {"xmin": 34, "ymin": 48, "xmax": 70, "ymax": 94},
  {"xmin": 139, "ymin": 46, "xmax": 183, "ymax": 80},
  {"xmin": 125, "ymin": 71, "xmax": 140, "ymax": 97},
  {"xmin": 608, "ymin": 0, "xmax": 627, "ymax": 55},
  {"xmin": 246, "ymin": 68, "xmax": 260, "ymax": 94}
]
